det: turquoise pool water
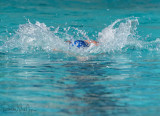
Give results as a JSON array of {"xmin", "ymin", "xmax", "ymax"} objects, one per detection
[{"xmin": 1, "ymin": 0, "xmax": 160, "ymax": 116}]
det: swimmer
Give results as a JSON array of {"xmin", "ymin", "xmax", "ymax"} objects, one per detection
[
  {"xmin": 53, "ymin": 39, "xmax": 99, "ymax": 61},
  {"xmin": 53, "ymin": 39, "xmax": 98, "ymax": 51},
  {"xmin": 66, "ymin": 40, "xmax": 99, "ymax": 61}
]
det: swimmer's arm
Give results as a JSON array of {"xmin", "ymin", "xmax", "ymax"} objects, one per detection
[
  {"xmin": 84, "ymin": 40, "xmax": 99, "ymax": 46},
  {"xmin": 53, "ymin": 49, "xmax": 62, "ymax": 52},
  {"xmin": 65, "ymin": 40, "xmax": 72, "ymax": 44}
]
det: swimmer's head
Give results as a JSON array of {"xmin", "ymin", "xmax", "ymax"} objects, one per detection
[{"xmin": 73, "ymin": 40, "xmax": 89, "ymax": 48}]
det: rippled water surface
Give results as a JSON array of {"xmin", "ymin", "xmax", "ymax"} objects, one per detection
[{"xmin": 1, "ymin": 0, "xmax": 160, "ymax": 116}]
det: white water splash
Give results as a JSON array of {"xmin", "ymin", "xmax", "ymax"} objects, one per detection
[
  {"xmin": 1, "ymin": 17, "xmax": 141, "ymax": 56},
  {"xmin": 97, "ymin": 17, "xmax": 140, "ymax": 53}
]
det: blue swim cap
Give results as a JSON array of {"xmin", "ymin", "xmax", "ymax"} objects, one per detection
[{"xmin": 72, "ymin": 40, "xmax": 89, "ymax": 48}]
